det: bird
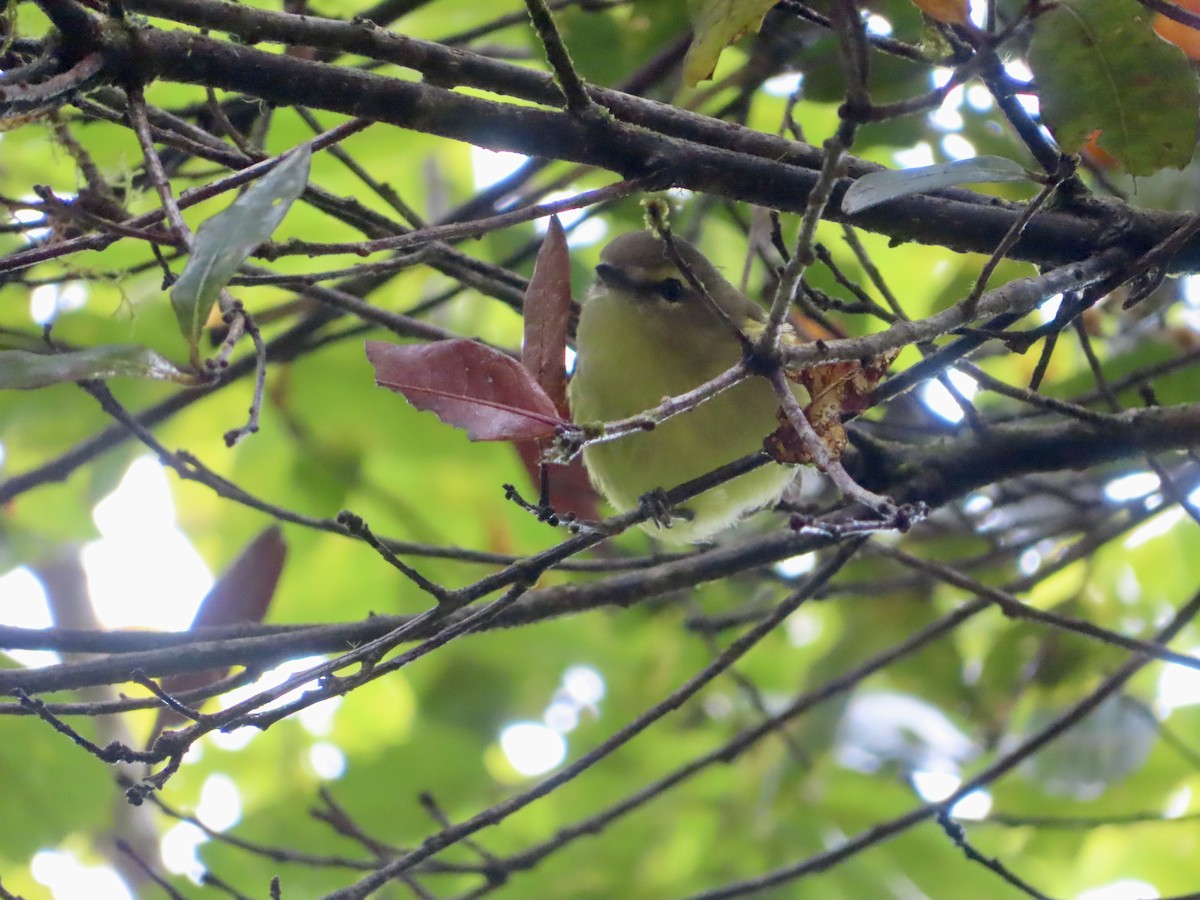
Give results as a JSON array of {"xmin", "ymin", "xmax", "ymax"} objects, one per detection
[{"xmin": 568, "ymin": 231, "xmax": 804, "ymax": 543}]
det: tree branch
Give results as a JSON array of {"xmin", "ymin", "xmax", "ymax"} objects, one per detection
[
  {"xmin": 8, "ymin": 399, "xmax": 1200, "ymax": 694},
  {"xmin": 78, "ymin": 12, "xmax": 1200, "ymax": 272}
]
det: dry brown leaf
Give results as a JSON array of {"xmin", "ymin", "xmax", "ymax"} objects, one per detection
[{"xmin": 765, "ymin": 350, "xmax": 899, "ymax": 466}]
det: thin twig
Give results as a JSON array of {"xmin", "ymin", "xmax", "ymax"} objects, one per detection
[
  {"xmin": 840, "ymin": 224, "xmax": 906, "ymax": 319},
  {"xmin": 129, "ymin": 670, "xmax": 202, "ymax": 722},
  {"xmin": 770, "ymin": 368, "xmax": 896, "ymax": 515},
  {"xmin": 114, "ymin": 841, "xmax": 189, "ymax": 900},
  {"xmin": 337, "ymin": 512, "xmax": 451, "ymax": 604},
  {"xmin": 955, "ymin": 361, "xmax": 1116, "ymax": 424},
  {"xmin": 433, "ymin": 581, "xmax": 996, "ymax": 881},
  {"xmin": 684, "ymin": 584, "xmax": 1200, "ymax": 899},
  {"xmin": 323, "ymin": 541, "xmax": 867, "ymax": 898},
  {"xmin": 126, "ymin": 88, "xmax": 193, "ymax": 248},
  {"xmin": 523, "ymin": 0, "xmax": 597, "ymax": 117},
  {"xmin": 961, "ymin": 171, "xmax": 1066, "ymax": 319},
  {"xmin": 267, "ymin": 178, "xmax": 643, "ymax": 258},
  {"xmin": 221, "ymin": 305, "xmax": 267, "ymax": 447},
  {"xmin": 645, "ymin": 207, "xmax": 750, "ymax": 343},
  {"xmin": 872, "ymin": 544, "xmax": 1200, "ymax": 672},
  {"xmin": 762, "ymin": 0, "xmax": 871, "ymax": 348},
  {"xmin": 936, "ymin": 814, "xmax": 1056, "ymax": 900}
]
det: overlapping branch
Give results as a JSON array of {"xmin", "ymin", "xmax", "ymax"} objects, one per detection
[
  {"xmin": 5, "ymin": 1, "xmax": 1200, "ymax": 897},
  {"xmin": 25, "ymin": 0, "xmax": 1200, "ymax": 272}
]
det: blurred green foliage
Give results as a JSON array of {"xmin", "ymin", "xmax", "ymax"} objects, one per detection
[{"xmin": 2, "ymin": 1, "xmax": 1200, "ymax": 898}]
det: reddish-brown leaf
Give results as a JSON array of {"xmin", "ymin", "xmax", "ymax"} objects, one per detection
[
  {"xmin": 513, "ymin": 216, "xmax": 599, "ymax": 519},
  {"xmin": 191, "ymin": 525, "xmax": 286, "ymax": 631},
  {"xmin": 366, "ymin": 339, "xmax": 568, "ymax": 441},
  {"xmin": 156, "ymin": 526, "xmax": 286, "ymax": 727},
  {"xmin": 522, "ymin": 215, "xmax": 572, "ymax": 417}
]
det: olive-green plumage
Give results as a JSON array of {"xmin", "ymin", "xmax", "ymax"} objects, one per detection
[{"xmin": 569, "ymin": 232, "xmax": 802, "ymax": 543}]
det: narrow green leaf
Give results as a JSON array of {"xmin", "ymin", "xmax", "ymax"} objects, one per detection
[
  {"xmin": 683, "ymin": 0, "xmax": 777, "ymax": 86},
  {"xmin": 1028, "ymin": 0, "xmax": 1200, "ymax": 176},
  {"xmin": 0, "ymin": 345, "xmax": 202, "ymax": 389},
  {"xmin": 170, "ymin": 144, "xmax": 312, "ymax": 359},
  {"xmin": 841, "ymin": 157, "xmax": 1030, "ymax": 215}
]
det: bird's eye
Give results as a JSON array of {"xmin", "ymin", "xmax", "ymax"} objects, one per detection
[{"xmin": 655, "ymin": 277, "xmax": 685, "ymax": 302}]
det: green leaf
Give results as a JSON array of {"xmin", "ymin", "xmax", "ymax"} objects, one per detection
[
  {"xmin": 0, "ymin": 718, "xmax": 112, "ymax": 864},
  {"xmin": 1028, "ymin": 0, "xmax": 1200, "ymax": 175},
  {"xmin": 1019, "ymin": 694, "xmax": 1158, "ymax": 799},
  {"xmin": 170, "ymin": 144, "xmax": 312, "ymax": 361},
  {"xmin": 841, "ymin": 156, "xmax": 1030, "ymax": 214},
  {"xmin": 0, "ymin": 344, "xmax": 201, "ymax": 389},
  {"xmin": 682, "ymin": 0, "xmax": 777, "ymax": 86}
]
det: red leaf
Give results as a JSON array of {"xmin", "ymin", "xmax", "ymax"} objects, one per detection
[
  {"xmin": 366, "ymin": 339, "xmax": 568, "ymax": 441},
  {"xmin": 513, "ymin": 216, "xmax": 597, "ymax": 518},
  {"xmin": 522, "ymin": 215, "xmax": 572, "ymax": 417}
]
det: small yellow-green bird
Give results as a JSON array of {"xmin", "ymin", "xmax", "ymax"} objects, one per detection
[{"xmin": 569, "ymin": 231, "xmax": 805, "ymax": 543}]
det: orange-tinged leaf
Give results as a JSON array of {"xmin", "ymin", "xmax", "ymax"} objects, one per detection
[
  {"xmin": 1155, "ymin": 7, "xmax": 1200, "ymax": 60},
  {"xmin": 1081, "ymin": 130, "xmax": 1121, "ymax": 171},
  {"xmin": 1029, "ymin": 0, "xmax": 1199, "ymax": 176},
  {"xmin": 911, "ymin": 0, "xmax": 969, "ymax": 25}
]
